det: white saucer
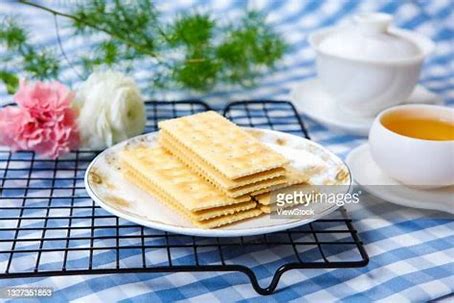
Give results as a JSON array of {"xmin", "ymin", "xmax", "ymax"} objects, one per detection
[
  {"xmin": 290, "ymin": 78, "xmax": 443, "ymax": 136},
  {"xmin": 346, "ymin": 144, "xmax": 454, "ymax": 214}
]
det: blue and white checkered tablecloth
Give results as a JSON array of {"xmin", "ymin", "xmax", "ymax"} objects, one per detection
[{"xmin": 0, "ymin": 0, "xmax": 453, "ymax": 302}]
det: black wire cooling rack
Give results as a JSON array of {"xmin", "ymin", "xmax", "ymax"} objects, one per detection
[{"xmin": 0, "ymin": 100, "xmax": 368, "ymax": 295}]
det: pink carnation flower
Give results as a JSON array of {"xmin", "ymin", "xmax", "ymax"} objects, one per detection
[
  {"xmin": 15, "ymin": 80, "xmax": 75, "ymax": 123},
  {"xmin": 0, "ymin": 80, "xmax": 80, "ymax": 159}
]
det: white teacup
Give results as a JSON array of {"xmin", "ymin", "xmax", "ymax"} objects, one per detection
[
  {"xmin": 369, "ymin": 104, "xmax": 454, "ymax": 188},
  {"xmin": 309, "ymin": 13, "xmax": 434, "ymax": 117}
]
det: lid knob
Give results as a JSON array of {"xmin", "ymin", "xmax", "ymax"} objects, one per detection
[{"xmin": 353, "ymin": 13, "xmax": 393, "ymax": 34}]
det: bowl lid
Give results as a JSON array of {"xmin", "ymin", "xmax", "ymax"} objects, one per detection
[{"xmin": 317, "ymin": 13, "xmax": 421, "ymax": 61}]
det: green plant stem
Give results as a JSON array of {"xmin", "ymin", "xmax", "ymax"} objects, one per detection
[
  {"xmin": 19, "ymin": 0, "xmax": 206, "ymax": 64},
  {"xmin": 53, "ymin": 14, "xmax": 83, "ymax": 80},
  {"xmin": 18, "ymin": 0, "xmax": 167, "ymax": 64}
]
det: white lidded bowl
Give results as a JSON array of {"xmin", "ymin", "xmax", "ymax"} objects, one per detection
[
  {"xmin": 369, "ymin": 104, "xmax": 454, "ymax": 188},
  {"xmin": 309, "ymin": 13, "xmax": 435, "ymax": 117}
]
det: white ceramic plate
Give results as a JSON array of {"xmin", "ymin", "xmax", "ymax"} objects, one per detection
[
  {"xmin": 85, "ymin": 128, "xmax": 351, "ymax": 237},
  {"xmin": 290, "ymin": 78, "xmax": 443, "ymax": 136},
  {"xmin": 346, "ymin": 143, "xmax": 454, "ymax": 214}
]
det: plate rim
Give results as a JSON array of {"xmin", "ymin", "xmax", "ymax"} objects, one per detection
[{"xmin": 85, "ymin": 128, "xmax": 350, "ymax": 237}]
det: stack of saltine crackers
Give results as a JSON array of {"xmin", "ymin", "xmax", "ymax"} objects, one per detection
[{"xmin": 120, "ymin": 111, "xmax": 317, "ymax": 228}]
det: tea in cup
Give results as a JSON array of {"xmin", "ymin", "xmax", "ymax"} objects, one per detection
[{"xmin": 369, "ymin": 104, "xmax": 454, "ymax": 188}]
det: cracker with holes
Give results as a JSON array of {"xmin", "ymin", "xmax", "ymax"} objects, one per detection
[
  {"xmin": 158, "ymin": 111, "xmax": 289, "ymax": 197},
  {"xmin": 120, "ymin": 146, "xmax": 262, "ymax": 228}
]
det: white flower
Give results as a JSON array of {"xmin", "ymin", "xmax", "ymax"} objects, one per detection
[{"xmin": 74, "ymin": 71, "xmax": 146, "ymax": 149}]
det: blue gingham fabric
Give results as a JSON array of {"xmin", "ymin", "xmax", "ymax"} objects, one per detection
[{"xmin": 0, "ymin": 0, "xmax": 453, "ymax": 302}]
